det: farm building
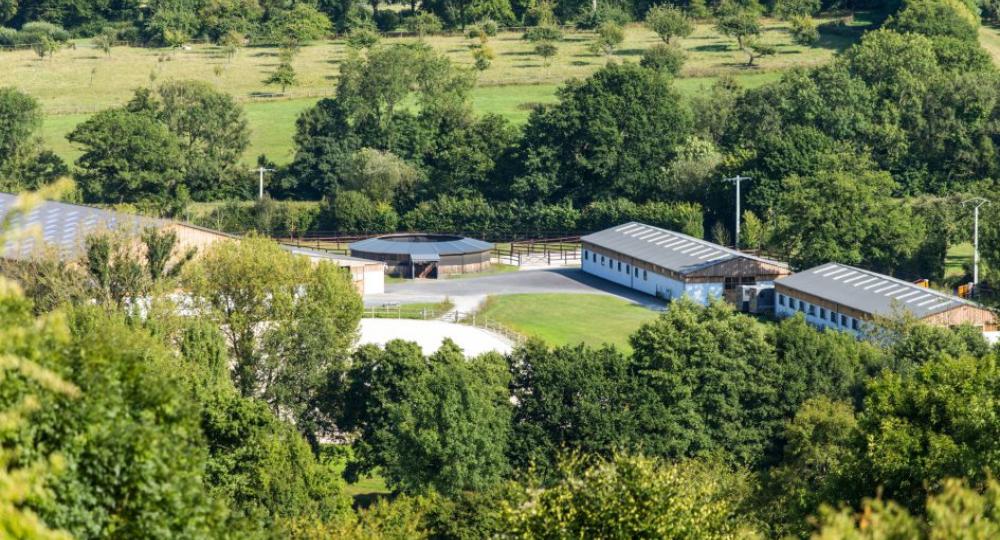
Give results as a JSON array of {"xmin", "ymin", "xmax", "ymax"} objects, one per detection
[
  {"xmin": 350, "ymin": 233, "xmax": 493, "ymax": 278},
  {"xmin": 581, "ymin": 222, "xmax": 790, "ymax": 305},
  {"xmin": 0, "ymin": 193, "xmax": 385, "ymax": 295},
  {"xmin": 775, "ymin": 263, "xmax": 997, "ymax": 337}
]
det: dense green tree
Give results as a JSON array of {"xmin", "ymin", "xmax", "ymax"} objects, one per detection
[
  {"xmin": 67, "ymin": 108, "xmax": 188, "ymax": 213},
  {"xmin": 185, "ymin": 235, "xmax": 362, "ymax": 444},
  {"xmin": 513, "ymin": 62, "xmax": 691, "ymax": 204},
  {"xmin": 502, "ymin": 454, "xmax": 760, "ymax": 538},
  {"xmin": 887, "ymin": 0, "xmax": 979, "ymax": 41},
  {"xmin": 0, "ymin": 87, "xmax": 67, "ymax": 192},
  {"xmin": 773, "ymin": 0, "xmax": 820, "ymax": 18},
  {"xmin": 640, "ymin": 42, "xmax": 686, "ymax": 75},
  {"xmin": 128, "ymin": 82, "xmax": 250, "ymax": 200},
  {"xmin": 715, "ymin": 1, "xmax": 761, "ymax": 50},
  {"xmin": 264, "ymin": 3, "xmax": 332, "ymax": 45},
  {"xmin": 340, "ymin": 340, "xmax": 512, "ymax": 495},
  {"xmin": 508, "ymin": 340, "xmax": 641, "ymax": 472},
  {"xmin": 772, "ymin": 169, "xmax": 925, "ymax": 272},
  {"xmin": 644, "ymin": 4, "xmax": 692, "ymax": 43}
]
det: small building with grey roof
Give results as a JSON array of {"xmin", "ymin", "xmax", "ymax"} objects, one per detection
[
  {"xmin": 774, "ymin": 263, "xmax": 997, "ymax": 336},
  {"xmin": 0, "ymin": 192, "xmax": 385, "ymax": 295},
  {"xmin": 580, "ymin": 222, "xmax": 791, "ymax": 305}
]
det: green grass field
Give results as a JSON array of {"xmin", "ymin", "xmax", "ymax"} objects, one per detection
[
  {"xmin": 945, "ymin": 242, "xmax": 973, "ymax": 279},
  {"xmin": 16, "ymin": 17, "xmax": 860, "ymax": 165},
  {"xmin": 476, "ymin": 293, "xmax": 661, "ymax": 350}
]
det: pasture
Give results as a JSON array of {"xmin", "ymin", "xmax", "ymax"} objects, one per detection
[
  {"xmin": 8, "ymin": 18, "xmax": 863, "ymax": 165},
  {"xmin": 474, "ymin": 293, "xmax": 661, "ymax": 351}
]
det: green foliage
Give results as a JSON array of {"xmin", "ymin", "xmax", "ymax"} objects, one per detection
[
  {"xmin": 67, "ymin": 108, "xmax": 188, "ymax": 213},
  {"xmin": 773, "ymin": 169, "xmax": 925, "ymax": 273},
  {"xmin": 345, "ymin": 27, "xmax": 380, "ymax": 50},
  {"xmin": 403, "ymin": 11, "xmax": 444, "ymax": 35},
  {"xmin": 644, "ymin": 5, "xmax": 692, "ymax": 43},
  {"xmin": 745, "ymin": 39, "xmax": 776, "ymax": 65},
  {"xmin": 502, "ymin": 454, "xmax": 760, "ymax": 538},
  {"xmin": 788, "ymin": 15, "xmax": 819, "ymax": 45},
  {"xmin": 340, "ymin": 147, "xmax": 422, "ymax": 204},
  {"xmin": 341, "ymin": 340, "xmax": 512, "ymax": 495},
  {"xmin": 591, "ymin": 21, "xmax": 625, "ymax": 56},
  {"xmin": 772, "ymin": 0, "xmax": 820, "ymax": 19},
  {"xmin": 640, "ymin": 42, "xmax": 686, "ymax": 76},
  {"xmin": 263, "ymin": 60, "xmax": 297, "ymax": 93},
  {"xmin": 533, "ymin": 40, "xmax": 557, "ymax": 66},
  {"xmin": 0, "ymin": 87, "xmax": 67, "ymax": 193},
  {"xmin": 194, "ymin": 198, "xmax": 320, "ymax": 237},
  {"xmin": 508, "ymin": 340, "xmax": 640, "ymax": 471},
  {"xmin": 320, "ymin": 190, "xmax": 400, "ymax": 233},
  {"xmin": 264, "ymin": 3, "xmax": 332, "ymax": 45},
  {"xmin": 185, "ymin": 236, "xmax": 362, "ymax": 441},
  {"xmin": 715, "ymin": 2, "xmax": 761, "ymax": 49},
  {"xmin": 523, "ymin": 24, "xmax": 562, "ymax": 42},
  {"xmin": 887, "ymin": 0, "xmax": 979, "ymax": 41},
  {"xmin": 815, "ymin": 478, "xmax": 1000, "ymax": 538}
]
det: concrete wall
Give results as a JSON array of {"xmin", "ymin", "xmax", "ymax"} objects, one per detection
[{"xmin": 581, "ymin": 248, "xmax": 723, "ymax": 305}]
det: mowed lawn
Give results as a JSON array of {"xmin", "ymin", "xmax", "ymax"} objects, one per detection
[
  {"xmin": 477, "ymin": 293, "xmax": 661, "ymax": 350},
  {"xmin": 19, "ymin": 18, "xmax": 861, "ymax": 164}
]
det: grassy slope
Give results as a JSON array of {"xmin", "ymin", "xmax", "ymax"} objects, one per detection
[
  {"xmin": 476, "ymin": 293, "xmax": 660, "ymax": 351},
  {"xmin": 19, "ymin": 19, "xmax": 856, "ymax": 165}
]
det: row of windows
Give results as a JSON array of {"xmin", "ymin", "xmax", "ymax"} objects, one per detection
[
  {"xmin": 584, "ymin": 249, "xmax": 649, "ymax": 281},
  {"xmin": 777, "ymin": 294, "xmax": 861, "ymax": 331}
]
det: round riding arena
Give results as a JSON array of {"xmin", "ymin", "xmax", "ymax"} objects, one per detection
[{"xmin": 349, "ymin": 233, "xmax": 493, "ymax": 279}]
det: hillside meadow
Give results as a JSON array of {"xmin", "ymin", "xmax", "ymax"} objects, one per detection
[{"xmin": 8, "ymin": 17, "xmax": 867, "ymax": 165}]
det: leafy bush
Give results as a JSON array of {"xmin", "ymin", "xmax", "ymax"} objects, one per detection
[
  {"xmin": 320, "ymin": 190, "xmax": 399, "ymax": 233},
  {"xmin": 194, "ymin": 198, "xmax": 320, "ymax": 237},
  {"xmin": 579, "ymin": 199, "xmax": 704, "ymax": 237},
  {"xmin": 374, "ymin": 9, "xmax": 401, "ymax": 31},
  {"xmin": 21, "ymin": 21, "xmax": 70, "ymax": 42},
  {"xmin": 0, "ymin": 27, "xmax": 17, "ymax": 46},
  {"xmin": 789, "ymin": 15, "xmax": 819, "ymax": 45},
  {"xmin": 404, "ymin": 12, "xmax": 443, "ymax": 35},
  {"xmin": 640, "ymin": 43, "xmax": 686, "ymax": 75},
  {"xmin": 480, "ymin": 18, "xmax": 499, "ymax": 36},
  {"xmin": 523, "ymin": 24, "xmax": 563, "ymax": 42},
  {"xmin": 575, "ymin": 4, "xmax": 632, "ymax": 29}
]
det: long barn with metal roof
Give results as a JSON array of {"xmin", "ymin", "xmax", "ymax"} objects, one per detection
[
  {"xmin": 580, "ymin": 222, "xmax": 790, "ymax": 305},
  {"xmin": 775, "ymin": 263, "xmax": 997, "ymax": 336}
]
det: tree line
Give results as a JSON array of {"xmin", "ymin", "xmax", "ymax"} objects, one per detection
[{"xmin": 4, "ymin": 206, "xmax": 1000, "ymax": 537}]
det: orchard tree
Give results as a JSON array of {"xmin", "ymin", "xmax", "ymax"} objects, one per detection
[
  {"xmin": 641, "ymin": 42, "xmax": 686, "ymax": 75},
  {"xmin": 591, "ymin": 21, "xmax": 625, "ymax": 57},
  {"xmin": 715, "ymin": 2, "xmax": 761, "ymax": 50},
  {"xmin": 0, "ymin": 87, "xmax": 67, "ymax": 192},
  {"xmin": 264, "ymin": 60, "xmax": 297, "ymax": 93},
  {"xmin": 645, "ymin": 5, "xmax": 692, "ymax": 43}
]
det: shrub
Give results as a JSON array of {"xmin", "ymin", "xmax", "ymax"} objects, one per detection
[
  {"xmin": 346, "ymin": 27, "xmax": 380, "ymax": 49},
  {"xmin": 0, "ymin": 27, "xmax": 17, "ymax": 46},
  {"xmin": 640, "ymin": 43, "xmax": 685, "ymax": 75},
  {"xmin": 480, "ymin": 18, "xmax": 499, "ymax": 36},
  {"xmin": 321, "ymin": 191, "xmax": 399, "ymax": 233},
  {"xmin": 575, "ymin": 4, "xmax": 631, "ymax": 30},
  {"xmin": 789, "ymin": 15, "xmax": 819, "ymax": 45},
  {"xmin": 523, "ymin": 24, "xmax": 563, "ymax": 42},
  {"xmin": 579, "ymin": 199, "xmax": 704, "ymax": 237},
  {"xmin": 21, "ymin": 21, "xmax": 70, "ymax": 42},
  {"xmin": 404, "ymin": 12, "xmax": 443, "ymax": 36}
]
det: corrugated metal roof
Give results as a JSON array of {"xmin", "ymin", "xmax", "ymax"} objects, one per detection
[
  {"xmin": 776, "ymin": 263, "xmax": 983, "ymax": 319},
  {"xmin": 581, "ymin": 222, "xmax": 786, "ymax": 276},
  {"xmin": 0, "ymin": 192, "xmax": 161, "ymax": 261},
  {"xmin": 350, "ymin": 234, "xmax": 493, "ymax": 257}
]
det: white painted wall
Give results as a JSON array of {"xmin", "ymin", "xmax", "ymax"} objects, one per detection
[
  {"xmin": 775, "ymin": 291, "xmax": 863, "ymax": 338},
  {"xmin": 581, "ymin": 248, "xmax": 721, "ymax": 305},
  {"xmin": 363, "ymin": 268, "xmax": 385, "ymax": 295}
]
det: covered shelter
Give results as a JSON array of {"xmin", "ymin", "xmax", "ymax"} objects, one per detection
[{"xmin": 349, "ymin": 233, "xmax": 493, "ymax": 278}]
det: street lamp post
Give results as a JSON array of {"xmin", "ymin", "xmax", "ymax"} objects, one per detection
[{"xmin": 722, "ymin": 175, "xmax": 751, "ymax": 249}]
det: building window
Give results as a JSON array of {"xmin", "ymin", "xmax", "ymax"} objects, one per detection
[
  {"xmin": 778, "ymin": 294, "xmax": 785, "ymax": 307},
  {"xmin": 789, "ymin": 298, "xmax": 796, "ymax": 309},
  {"xmin": 617, "ymin": 261, "xmax": 622, "ymax": 271},
  {"xmin": 643, "ymin": 270, "xmax": 648, "ymax": 280},
  {"xmin": 841, "ymin": 314, "xmax": 848, "ymax": 327},
  {"xmin": 830, "ymin": 311, "xmax": 837, "ymax": 322},
  {"xmin": 808, "ymin": 304, "xmax": 815, "ymax": 316},
  {"xmin": 852, "ymin": 319, "xmax": 860, "ymax": 331},
  {"xmin": 626, "ymin": 264, "xmax": 630, "ymax": 274},
  {"xmin": 819, "ymin": 307, "xmax": 826, "ymax": 319},
  {"xmin": 601, "ymin": 256, "xmax": 605, "ymax": 266},
  {"xmin": 583, "ymin": 249, "xmax": 587, "ymax": 259}
]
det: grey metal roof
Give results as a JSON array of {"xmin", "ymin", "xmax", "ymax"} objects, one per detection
[
  {"xmin": 350, "ymin": 235, "xmax": 493, "ymax": 257},
  {"xmin": 581, "ymin": 222, "xmax": 786, "ymax": 276},
  {"xmin": 280, "ymin": 244, "xmax": 382, "ymax": 266},
  {"xmin": 0, "ymin": 192, "xmax": 161, "ymax": 261},
  {"xmin": 776, "ymin": 263, "xmax": 984, "ymax": 319}
]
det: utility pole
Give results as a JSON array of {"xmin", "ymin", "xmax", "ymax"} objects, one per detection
[
  {"xmin": 722, "ymin": 175, "xmax": 751, "ymax": 249},
  {"xmin": 251, "ymin": 167, "xmax": 275, "ymax": 200},
  {"xmin": 962, "ymin": 197, "xmax": 990, "ymax": 290}
]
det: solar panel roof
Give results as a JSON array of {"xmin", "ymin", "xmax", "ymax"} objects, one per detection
[
  {"xmin": 776, "ymin": 262, "xmax": 983, "ymax": 319},
  {"xmin": 581, "ymin": 222, "xmax": 787, "ymax": 276},
  {"xmin": 0, "ymin": 192, "xmax": 160, "ymax": 261}
]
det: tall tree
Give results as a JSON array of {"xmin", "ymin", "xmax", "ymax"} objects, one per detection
[{"xmin": 0, "ymin": 87, "xmax": 67, "ymax": 192}]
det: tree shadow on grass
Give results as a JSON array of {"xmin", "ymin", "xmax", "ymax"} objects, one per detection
[
  {"xmin": 690, "ymin": 43, "xmax": 731, "ymax": 52},
  {"xmin": 502, "ymin": 50, "xmax": 537, "ymax": 56},
  {"xmin": 613, "ymin": 48, "xmax": 646, "ymax": 56}
]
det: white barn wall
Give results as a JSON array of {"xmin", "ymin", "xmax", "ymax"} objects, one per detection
[
  {"xmin": 775, "ymin": 291, "xmax": 864, "ymax": 338},
  {"xmin": 582, "ymin": 248, "xmax": 720, "ymax": 305}
]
